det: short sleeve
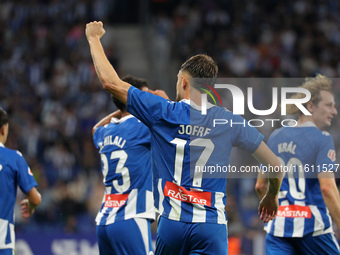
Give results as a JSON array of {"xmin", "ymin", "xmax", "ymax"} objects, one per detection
[
  {"xmin": 16, "ymin": 153, "xmax": 37, "ymax": 194},
  {"xmin": 316, "ymin": 133, "xmax": 336, "ymax": 173},
  {"xmin": 135, "ymin": 119, "xmax": 151, "ymax": 145},
  {"xmin": 93, "ymin": 126, "xmax": 105, "ymax": 150},
  {"xmin": 231, "ymin": 114, "xmax": 264, "ymax": 153},
  {"xmin": 127, "ymin": 86, "xmax": 171, "ymax": 127}
]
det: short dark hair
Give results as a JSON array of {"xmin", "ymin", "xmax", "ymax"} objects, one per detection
[
  {"xmin": 181, "ymin": 54, "xmax": 218, "ymax": 78},
  {"xmin": 112, "ymin": 75, "xmax": 148, "ymax": 112},
  {"xmin": 180, "ymin": 54, "xmax": 218, "ymax": 89},
  {"xmin": 0, "ymin": 108, "xmax": 8, "ymax": 128}
]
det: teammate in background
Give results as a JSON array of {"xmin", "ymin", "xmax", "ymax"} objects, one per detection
[
  {"xmin": 86, "ymin": 21, "xmax": 283, "ymax": 255},
  {"xmin": 93, "ymin": 75, "xmax": 155, "ymax": 255},
  {"xmin": 0, "ymin": 108, "xmax": 41, "ymax": 255},
  {"xmin": 256, "ymin": 75, "xmax": 340, "ymax": 255}
]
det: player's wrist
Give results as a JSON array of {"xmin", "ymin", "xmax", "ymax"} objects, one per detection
[
  {"xmin": 87, "ymin": 37, "xmax": 101, "ymax": 44},
  {"xmin": 265, "ymin": 192, "xmax": 278, "ymax": 198}
]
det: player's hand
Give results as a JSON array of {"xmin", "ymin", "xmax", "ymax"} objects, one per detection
[
  {"xmin": 258, "ymin": 193, "xmax": 278, "ymax": 223},
  {"xmin": 20, "ymin": 199, "xmax": 34, "ymax": 218},
  {"xmin": 85, "ymin": 21, "xmax": 105, "ymax": 41},
  {"xmin": 148, "ymin": 89, "xmax": 170, "ymax": 100}
]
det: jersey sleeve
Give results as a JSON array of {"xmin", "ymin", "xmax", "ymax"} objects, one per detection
[
  {"xmin": 315, "ymin": 133, "xmax": 337, "ymax": 173},
  {"xmin": 231, "ymin": 114, "xmax": 264, "ymax": 153},
  {"xmin": 127, "ymin": 86, "xmax": 171, "ymax": 128},
  {"xmin": 134, "ymin": 119, "xmax": 151, "ymax": 146},
  {"xmin": 93, "ymin": 126, "xmax": 105, "ymax": 150},
  {"xmin": 16, "ymin": 153, "xmax": 38, "ymax": 194}
]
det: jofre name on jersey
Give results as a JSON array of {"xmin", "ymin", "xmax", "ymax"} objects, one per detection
[{"xmin": 178, "ymin": 125, "xmax": 211, "ymax": 137}]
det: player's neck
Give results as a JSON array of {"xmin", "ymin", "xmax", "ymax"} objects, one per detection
[
  {"xmin": 189, "ymin": 88, "xmax": 203, "ymax": 106},
  {"xmin": 297, "ymin": 115, "xmax": 315, "ymax": 126},
  {"xmin": 121, "ymin": 111, "xmax": 131, "ymax": 117}
]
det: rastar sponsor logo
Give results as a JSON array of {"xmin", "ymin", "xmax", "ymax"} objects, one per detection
[
  {"xmin": 277, "ymin": 205, "xmax": 311, "ymax": 218},
  {"xmin": 164, "ymin": 181, "xmax": 211, "ymax": 206},
  {"xmin": 104, "ymin": 194, "xmax": 129, "ymax": 208},
  {"xmin": 327, "ymin": 149, "xmax": 336, "ymax": 162}
]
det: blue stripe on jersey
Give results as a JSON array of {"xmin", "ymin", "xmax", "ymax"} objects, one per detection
[
  {"xmin": 5, "ymin": 224, "xmax": 11, "ymax": 244},
  {"xmin": 209, "ymin": 194, "xmax": 217, "ymax": 224},
  {"xmin": 179, "ymin": 204, "xmax": 193, "ymax": 223},
  {"xmin": 284, "ymin": 218, "xmax": 294, "ymax": 237},
  {"xmin": 320, "ymin": 208, "xmax": 332, "ymax": 232},
  {"xmin": 127, "ymin": 87, "xmax": 263, "ymax": 224},
  {"xmin": 137, "ymin": 190, "xmax": 146, "ymax": 214},
  {"xmin": 303, "ymin": 217, "xmax": 312, "ymax": 236}
]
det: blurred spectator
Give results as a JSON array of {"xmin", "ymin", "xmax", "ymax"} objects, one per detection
[{"xmin": 0, "ymin": 0, "xmax": 118, "ymax": 234}]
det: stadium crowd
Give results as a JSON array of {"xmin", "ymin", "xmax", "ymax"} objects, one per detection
[
  {"xmin": 0, "ymin": 0, "xmax": 340, "ymax": 253},
  {"xmin": 0, "ymin": 0, "xmax": 116, "ymax": 233}
]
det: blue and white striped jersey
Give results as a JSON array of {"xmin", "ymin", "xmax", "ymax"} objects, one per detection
[
  {"xmin": 93, "ymin": 115, "xmax": 155, "ymax": 225},
  {"xmin": 265, "ymin": 122, "xmax": 336, "ymax": 237},
  {"xmin": 0, "ymin": 142, "xmax": 37, "ymax": 249},
  {"xmin": 127, "ymin": 87, "xmax": 263, "ymax": 224}
]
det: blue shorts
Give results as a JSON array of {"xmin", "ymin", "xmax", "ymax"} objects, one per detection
[
  {"xmin": 266, "ymin": 233, "xmax": 340, "ymax": 255},
  {"xmin": 96, "ymin": 218, "xmax": 153, "ymax": 255},
  {"xmin": 0, "ymin": 249, "xmax": 13, "ymax": 255},
  {"xmin": 155, "ymin": 216, "xmax": 228, "ymax": 255}
]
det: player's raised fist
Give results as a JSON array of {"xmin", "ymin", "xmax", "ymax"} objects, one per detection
[{"xmin": 85, "ymin": 21, "xmax": 105, "ymax": 41}]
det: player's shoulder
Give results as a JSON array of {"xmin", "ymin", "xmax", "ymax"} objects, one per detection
[
  {"xmin": 269, "ymin": 127, "xmax": 283, "ymax": 137},
  {"xmin": 308, "ymin": 127, "xmax": 333, "ymax": 141},
  {"xmin": 171, "ymin": 100, "xmax": 189, "ymax": 111},
  {"xmin": 320, "ymin": 130, "xmax": 332, "ymax": 137},
  {"xmin": 213, "ymin": 105, "xmax": 232, "ymax": 114},
  {"xmin": 295, "ymin": 125, "xmax": 334, "ymax": 148},
  {"xmin": 207, "ymin": 105, "xmax": 233, "ymax": 119},
  {"xmin": 116, "ymin": 115, "xmax": 149, "ymax": 134},
  {"xmin": 0, "ymin": 147, "xmax": 25, "ymax": 164},
  {"xmin": 267, "ymin": 126, "xmax": 287, "ymax": 144},
  {"xmin": 122, "ymin": 115, "xmax": 147, "ymax": 127},
  {"xmin": 1, "ymin": 146, "xmax": 23, "ymax": 157}
]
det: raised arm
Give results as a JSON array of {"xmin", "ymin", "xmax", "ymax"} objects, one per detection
[
  {"xmin": 92, "ymin": 110, "xmax": 122, "ymax": 136},
  {"xmin": 252, "ymin": 141, "xmax": 283, "ymax": 223},
  {"xmin": 85, "ymin": 21, "xmax": 131, "ymax": 104}
]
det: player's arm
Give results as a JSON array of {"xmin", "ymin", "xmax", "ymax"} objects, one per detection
[
  {"xmin": 21, "ymin": 187, "xmax": 41, "ymax": 218},
  {"xmin": 255, "ymin": 170, "xmax": 269, "ymax": 199},
  {"xmin": 252, "ymin": 141, "xmax": 283, "ymax": 223},
  {"xmin": 86, "ymin": 21, "xmax": 130, "ymax": 104},
  {"xmin": 318, "ymin": 172, "xmax": 340, "ymax": 231},
  {"xmin": 92, "ymin": 110, "xmax": 122, "ymax": 135},
  {"xmin": 148, "ymin": 89, "xmax": 170, "ymax": 100}
]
